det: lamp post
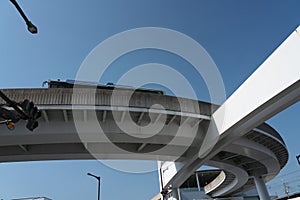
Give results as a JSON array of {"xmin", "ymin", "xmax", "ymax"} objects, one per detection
[
  {"xmin": 87, "ymin": 173, "xmax": 100, "ymax": 200},
  {"xmin": 297, "ymin": 155, "xmax": 300, "ymax": 165},
  {"xmin": 9, "ymin": 0, "xmax": 38, "ymax": 34}
]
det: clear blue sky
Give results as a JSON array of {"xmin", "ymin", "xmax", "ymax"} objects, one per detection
[{"xmin": 0, "ymin": 0, "xmax": 299, "ymax": 199}]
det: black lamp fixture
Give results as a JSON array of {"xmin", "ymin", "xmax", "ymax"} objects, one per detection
[
  {"xmin": 26, "ymin": 21, "xmax": 38, "ymax": 34},
  {"xmin": 9, "ymin": 0, "xmax": 38, "ymax": 34},
  {"xmin": 296, "ymin": 155, "xmax": 300, "ymax": 165}
]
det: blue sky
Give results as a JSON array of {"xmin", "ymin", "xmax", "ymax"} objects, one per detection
[{"xmin": 0, "ymin": 0, "xmax": 299, "ymax": 199}]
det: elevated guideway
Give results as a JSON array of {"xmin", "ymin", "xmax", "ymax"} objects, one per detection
[{"xmin": 159, "ymin": 26, "xmax": 300, "ymax": 200}]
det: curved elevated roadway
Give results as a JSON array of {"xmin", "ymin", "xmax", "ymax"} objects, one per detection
[
  {"xmin": 203, "ymin": 123, "xmax": 288, "ymax": 197},
  {"xmin": 0, "ymin": 87, "xmax": 289, "ymax": 199},
  {"xmin": 0, "ymin": 88, "xmax": 212, "ymax": 162}
]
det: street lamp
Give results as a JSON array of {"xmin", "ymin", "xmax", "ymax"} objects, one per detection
[
  {"xmin": 296, "ymin": 155, "xmax": 300, "ymax": 165},
  {"xmin": 9, "ymin": 0, "xmax": 38, "ymax": 34},
  {"xmin": 87, "ymin": 172, "xmax": 101, "ymax": 200}
]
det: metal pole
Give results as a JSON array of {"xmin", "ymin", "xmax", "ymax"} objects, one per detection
[
  {"xmin": 87, "ymin": 173, "xmax": 100, "ymax": 200},
  {"xmin": 0, "ymin": 90, "xmax": 13, "ymax": 105},
  {"xmin": 296, "ymin": 155, "xmax": 300, "ymax": 165},
  {"xmin": 283, "ymin": 182, "xmax": 290, "ymax": 199},
  {"xmin": 98, "ymin": 178, "xmax": 100, "ymax": 200},
  {"xmin": 0, "ymin": 90, "xmax": 28, "ymax": 119},
  {"xmin": 9, "ymin": 0, "xmax": 30, "ymax": 23}
]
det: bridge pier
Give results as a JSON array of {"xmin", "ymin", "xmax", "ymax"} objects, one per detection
[
  {"xmin": 171, "ymin": 188, "xmax": 180, "ymax": 200},
  {"xmin": 254, "ymin": 176, "xmax": 270, "ymax": 200}
]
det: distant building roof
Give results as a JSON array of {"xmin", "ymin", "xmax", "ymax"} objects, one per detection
[{"xmin": 12, "ymin": 197, "xmax": 52, "ymax": 200}]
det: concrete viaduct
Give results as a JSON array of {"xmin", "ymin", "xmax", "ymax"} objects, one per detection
[{"xmin": 0, "ymin": 26, "xmax": 299, "ymax": 200}]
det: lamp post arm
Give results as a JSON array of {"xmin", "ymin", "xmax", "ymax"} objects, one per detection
[
  {"xmin": 0, "ymin": 90, "xmax": 28, "ymax": 119},
  {"xmin": 87, "ymin": 173, "xmax": 100, "ymax": 180},
  {"xmin": 9, "ymin": 0, "xmax": 38, "ymax": 34},
  {"xmin": 9, "ymin": 0, "xmax": 30, "ymax": 23}
]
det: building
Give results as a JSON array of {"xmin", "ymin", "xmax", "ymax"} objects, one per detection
[{"xmin": 12, "ymin": 198, "xmax": 52, "ymax": 200}]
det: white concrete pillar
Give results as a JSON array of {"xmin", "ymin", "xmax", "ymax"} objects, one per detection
[
  {"xmin": 196, "ymin": 173, "xmax": 201, "ymax": 191},
  {"xmin": 254, "ymin": 176, "xmax": 270, "ymax": 200}
]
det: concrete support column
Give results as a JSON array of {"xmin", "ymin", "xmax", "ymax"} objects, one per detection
[
  {"xmin": 254, "ymin": 176, "xmax": 270, "ymax": 200},
  {"xmin": 196, "ymin": 173, "xmax": 201, "ymax": 191},
  {"xmin": 171, "ymin": 188, "xmax": 181, "ymax": 200}
]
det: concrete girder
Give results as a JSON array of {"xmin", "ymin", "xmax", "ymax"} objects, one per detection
[
  {"xmin": 204, "ymin": 138, "xmax": 280, "ymax": 197},
  {"xmin": 204, "ymin": 160, "xmax": 248, "ymax": 197},
  {"xmin": 0, "ymin": 105, "xmax": 210, "ymax": 162},
  {"xmin": 161, "ymin": 26, "xmax": 300, "ymax": 191}
]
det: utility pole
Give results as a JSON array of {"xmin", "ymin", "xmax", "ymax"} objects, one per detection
[{"xmin": 283, "ymin": 181, "xmax": 290, "ymax": 199}]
